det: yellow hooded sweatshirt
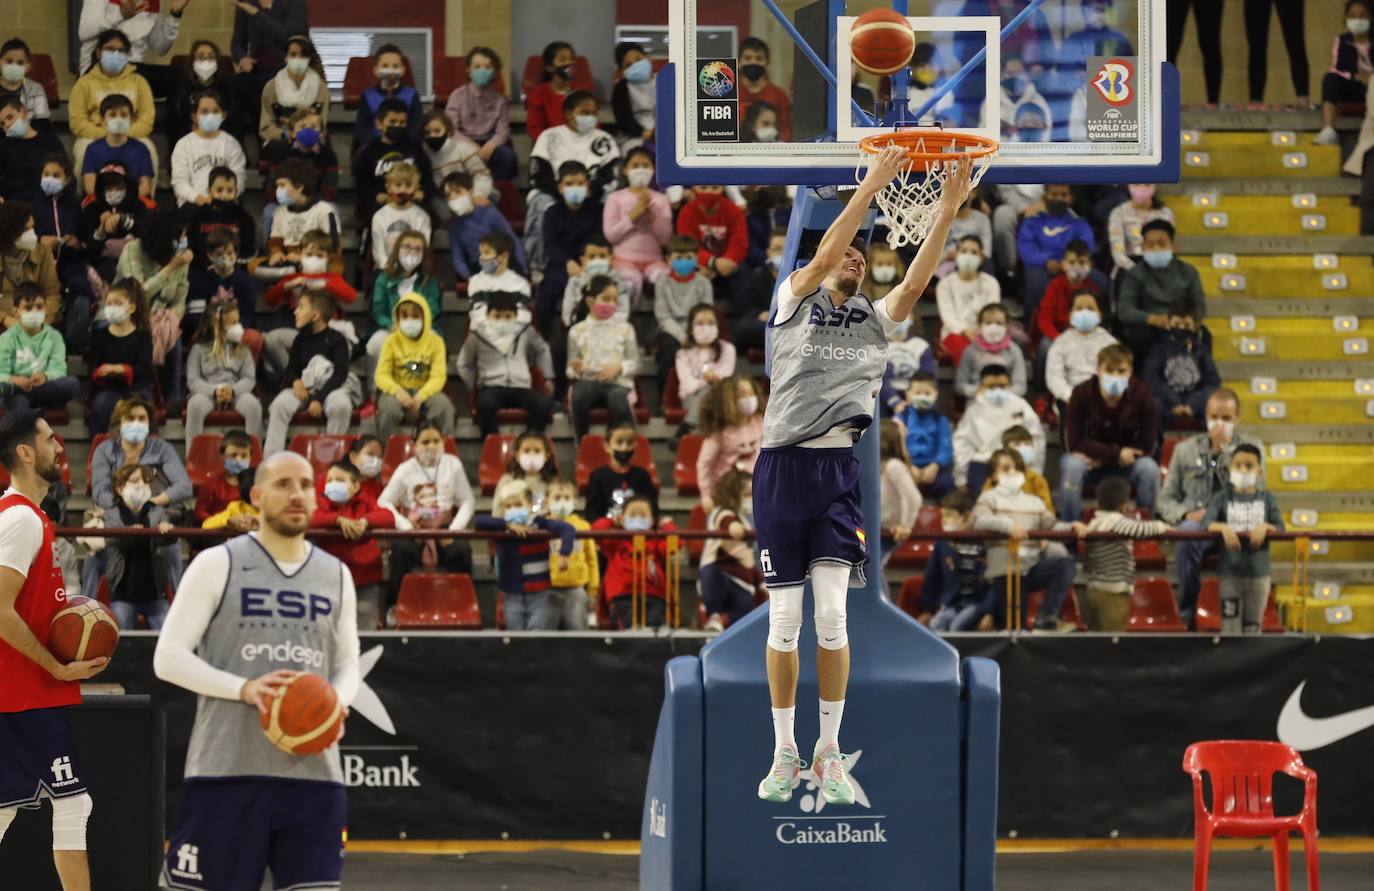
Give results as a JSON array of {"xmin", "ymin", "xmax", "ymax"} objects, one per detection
[
  {"xmin": 68, "ymin": 63, "xmax": 156, "ymax": 141},
  {"xmin": 376, "ymin": 292, "xmax": 447, "ymax": 401}
]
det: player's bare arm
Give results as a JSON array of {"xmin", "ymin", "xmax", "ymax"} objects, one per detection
[
  {"xmin": 0, "ymin": 567, "xmax": 106, "ymax": 682},
  {"xmin": 884, "ymin": 156, "xmax": 974, "ymax": 323}
]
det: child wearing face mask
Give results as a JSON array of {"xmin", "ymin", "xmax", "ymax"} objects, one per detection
[
  {"xmin": 312, "ymin": 460, "xmax": 396, "ymax": 630},
  {"xmin": 982, "ymin": 425, "xmax": 1051, "ymax": 510},
  {"xmin": 677, "ymin": 185, "xmax": 749, "ymax": 304},
  {"xmin": 653, "ymin": 258, "xmax": 716, "ymax": 413},
  {"xmin": 67, "ymin": 30, "xmax": 156, "ymax": 177},
  {"xmin": 185, "ymin": 295, "xmax": 262, "ymax": 439},
  {"xmin": 261, "ymin": 108, "xmax": 339, "ymax": 201},
  {"xmin": 738, "ymin": 37, "xmax": 792, "ymax": 140},
  {"xmin": 186, "ymin": 168, "xmax": 256, "ymax": 272},
  {"xmin": 263, "ymin": 291, "xmax": 364, "ymax": 453},
  {"xmin": 170, "ymin": 91, "xmax": 247, "ymax": 208},
  {"xmin": 421, "ymin": 109, "xmax": 493, "ymax": 208},
  {"xmin": 116, "ymin": 211, "xmax": 194, "ymax": 402},
  {"xmin": 673, "ymin": 304, "xmax": 737, "ymax": 437},
  {"xmin": 585, "ymin": 421, "xmax": 659, "ymax": 521},
  {"xmin": 894, "ymin": 371, "xmax": 954, "ymax": 499},
  {"xmin": 466, "ymin": 232, "xmax": 532, "ymax": 320},
  {"xmin": 354, "ymin": 44, "xmax": 424, "ymax": 149},
  {"xmin": 864, "ymin": 244, "xmax": 905, "ymax": 301},
  {"xmin": 195, "ymin": 428, "xmax": 256, "ymax": 527},
  {"xmin": 258, "ymin": 36, "xmax": 329, "ymax": 153},
  {"xmin": 0, "ymin": 39, "xmax": 51, "ymax": 131},
  {"xmin": 339, "ymin": 434, "xmax": 387, "ymax": 501},
  {"xmin": 952, "ymin": 364, "xmax": 1044, "ymax": 493},
  {"xmin": 369, "ymin": 163, "xmax": 432, "ymax": 274},
  {"xmin": 526, "ymin": 41, "xmax": 581, "ymax": 144},
  {"xmin": 478, "ymin": 482, "xmax": 576, "ymax": 631},
  {"xmin": 28, "ymin": 157, "xmax": 96, "ymax": 351},
  {"xmin": 201, "ymin": 460, "xmax": 259, "ymax": 531},
  {"xmin": 921, "ymin": 490, "xmax": 995, "ymax": 630},
  {"xmin": 457, "ymin": 292, "xmax": 555, "ymax": 438},
  {"xmin": 261, "ymin": 230, "xmax": 356, "ymax": 377},
  {"xmin": 265, "ymin": 160, "xmax": 341, "ymax": 272},
  {"xmin": 0, "ymin": 282, "xmax": 80, "ymax": 413},
  {"xmin": 1204, "ymin": 444, "xmax": 1283, "ymax": 635},
  {"xmin": 80, "ymin": 94, "xmax": 154, "ymax": 200},
  {"xmin": 104, "ymin": 464, "xmax": 175, "ymax": 630},
  {"xmin": 369, "ymin": 230, "xmax": 442, "ymax": 358},
  {"xmin": 545, "ymin": 479, "xmax": 601, "ymax": 630},
  {"xmin": 170, "ymin": 41, "xmax": 239, "ymax": 146},
  {"xmin": 444, "ymin": 171, "xmax": 523, "ymax": 280},
  {"xmin": 536, "ymin": 161, "xmax": 609, "ymax": 334},
  {"xmin": 654, "ymin": 231, "xmax": 713, "ymax": 342},
  {"xmin": 355, "ymin": 99, "xmax": 434, "ymax": 226},
  {"xmin": 567, "ymin": 278, "xmax": 640, "ymax": 441},
  {"xmin": 698, "ymin": 469, "xmax": 762, "ymax": 632},
  {"xmin": 1045, "ymin": 289, "xmax": 1118, "ymax": 406},
  {"xmin": 878, "ymin": 309, "xmax": 936, "ymax": 418},
  {"xmin": 443, "ymin": 46, "xmax": 517, "ymax": 180},
  {"xmin": 1144, "ymin": 298, "xmax": 1220, "ymax": 432},
  {"xmin": 742, "ymin": 101, "xmax": 781, "ymax": 144},
  {"xmin": 611, "ymin": 42, "xmax": 658, "ymax": 148},
  {"xmin": 374, "ymin": 293, "xmax": 455, "ymax": 441},
  {"xmin": 1106, "ymin": 183, "xmax": 1174, "ymax": 276},
  {"xmin": 560, "ymin": 236, "xmax": 635, "ymax": 325},
  {"xmin": 695, "ymin": 376, "xmax": 765, "ymax": 510},
  {"xmin": 494, "ymin": 433, "xmax": 558, "ymax": 507},
  {"xmin": 188, "ymin": 229, "xmax": 258, "ymax": 347},
  {"xmin": 603, "ymin": 148, "xmax": 672, "ymax": 292},
  {"xmin": 80, "ymin": 171, "xmax": 145, "ymax": 282},
  {"xmin": 592, "ymin": 494, "xmax": 676, "ymax": 629},
  {"xmin": 85, "ymin": 280, "xmax": 154, "ymax": 436},
  {"xmin": 955, "ymin": 303, "xmax": 1026, "ymax": 398},
  {"xmin": 935, "ymin": 234, "xmax": 1001, "ymax": 366}
]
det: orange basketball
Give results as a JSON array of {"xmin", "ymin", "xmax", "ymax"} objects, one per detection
[
  {"xmin": 260, "ymin": 672, "xmax": 344, "ymax": 756},
  {"xmin": 850, "ymin": 8, "xmax": 916, "ymax": 75},
  {"xmin": 49, "ymin": 596, "xmax": 119, "ymax": 663}
]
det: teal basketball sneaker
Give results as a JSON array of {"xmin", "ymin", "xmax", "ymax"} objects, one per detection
[
  {"xmin": 811, "ymin": 743, "xmax": 855, "ymax": 806},
  {"xmin": 757, "ymin": 745, "xmax": 807, "ymax": 803}
]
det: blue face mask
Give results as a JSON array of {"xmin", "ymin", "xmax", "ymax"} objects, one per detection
[
  {"xmin": 40, "ymin": 176, "xmax": 64, "ymax": 197},
  {"xmin": 121, "ymin": 421, "xmax": 149, "ymax": 444},
  {"xmin": 101, "ymin": 50, "xmax": 129, "ymax": 75},
  {"xmin": 1143, "ymin": 249, "xmax": 1173, "ymax": 269},
  {"xmin": 671, "ymin": 257, "xmax": 696, "ymax": 277},
  {"xmin": 624, "ymin": 58, "xmax": 653, "ymax": 84},
  {"xmin": 199, "ymin": 112, "xmax": 223, "ymax": 133},
  {"xmin": 623, "ymin": 515, "xmax": 652, "ymax": 532},
  {"xmin": 223, "ymin": 457, "xmax": 250, "ymax": 475},
  {"xmin": 176, "ymin": 237, "xmax": 189, "ymax": 253},
  {"xmin": 276, "ymin": 186, "xmax": 293, "ymax": 207},
  {"xmin": 323, "ymin": 480, "xmax": 352, "ymax": 504},
  {"xmin": 469, "ymin": 67, "xmax": 495, "ymax": 87},
  {"xmin": 503, "ymin": 507, "xmax": 531, "ymax": 525},
  {"xmin": 561, "ymin": 184, "xmax": 588, "ymax": 206},
  {"xmin": 1070, "ymin": 308, "xmax": 1100, "ymax": 332},
  {"xmin": 294, "ymin": 126, "xmax": 320, "ymax": 149},
  {"xmin": 1100, "ymin": 373, "xmax": 1130, "ymax": 398}
]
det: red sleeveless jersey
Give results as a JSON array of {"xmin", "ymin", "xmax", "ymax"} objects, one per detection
[{"xmin": 0, "ymin": 493, "xmax": 81, "ymax": 713}]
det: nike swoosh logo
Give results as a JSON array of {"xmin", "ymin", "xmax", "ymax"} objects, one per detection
[
  {"xmin": 1276, "ymin": 681, "xmax": 1374, "ymax": 751},
  {"xmin": 1042, "ymin": 226, "xmax": 1071, "ymax": 237}
]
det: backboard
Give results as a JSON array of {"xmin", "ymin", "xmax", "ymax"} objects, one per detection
[{"xmin": 655, "ymin": 0, "xmax": 1178, "ymax": 186}]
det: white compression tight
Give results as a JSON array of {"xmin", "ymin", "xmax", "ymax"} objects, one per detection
[
  {"xmin": 765, "ymin": 563, "xmax": 850, "ymax": 652},
  {"xmin": 0, "ymin": 806, "xmax": 13, "ymax": 843},
  {"xmin": 51, "ymin": 793, "xmax": 93, "ymax": 851}
]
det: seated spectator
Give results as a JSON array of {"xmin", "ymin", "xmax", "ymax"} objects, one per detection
[
  {"xmin": 1017, "ymin": 183, "xmax": 1093, "ymax": 324},
  {"xmin": 926, "ymin": 489, "xmax": 995, "ymax": 632},
  {"xmin": 1115, "ymin": 220, "xmax": 1205, "ymax": 361},
  {"xmin": 955, "ymin": 303, "xmax": 1026, "ymax": 398},
  {"xmin": 1144, "ymin": 299, "xmax": 1219, "ymax": 432},
  {"xmin": 678, "ymin": 184, "xmax": 749, "ymax": 303},
  {"xmin": 444, "ymin": 46, "xmax": 517, "ymax": 181},
  {"xmin": 974, "ymin": 447, "xmax": 1085, "ymax": 632},
  {"xmin": 0, "ymin": 38, "xmax": 52, "ymax": 131},
  {"xmin": 696, "ymin": 375, "xmax": 765, "ymax": 509},
  {"xmin": 467, "ymin": 232, "xmax": 531, "ymax": 317},
  {"xmin": 370, "ymin": 162, "xmax": 432, "ymax": 275},
  {"xmin": 494, "ymin": 431, "xmax": 557, "ymax": 506},
  {"xmin": 263, "ymin": 291, "xmax": 363, "ymax": 453},
  {"xmin": 935, "ymin": 234, "xmax": 1000, "ymax": 366},
  {"xmin": 743, "ymin": 186, "xmax": 790, "ymax": 269},
  {"xmin": 345, "ymin": 434, "xmax": 387, "ymax": 502},
  {"xmin": 586, "ymin": 420, "xmax": 659, "ymax": 521},
  {"xmin": 354, "ymin": 99, "xmax": 433, "ymax": 229},
  {"xmin": 374, "ymin": 293, "xmax": 454, "ymax": 441},
  {"xmin": 85, "ymin": 279, "xmax": 154, "ymax": 435},
  {"xmin": 187, "ymin": 167, "xmax": 256, "ymax": 275},
  {"xmin": 169, "ymin": 41, "xmax": 239, "ymax": 146},
  {"xmin": 742, "ymin": 100, "xmax": 780, "ymax": 144},
  {"xmin": 457, "ymin": 292, "xmax": 554, "ymax": 438},
  {"xmin": 603, "ymin": 148, "xmax": 671, "ymax": 293},
  {"xmin": 879, "ymin": 309, "xmax": 936, "ymax": 417},
  {"xmin": 894, "ymin": 371, "xmax": 954, "ymax": 498},
  {"xmin": 537, "ymin": 161, "xmax": 605, "ymax": 332},
  {"xmin": 1317, "ymin": 3, "xmax": 1372, "ymax": 145},
  {"xmin": 560, "ymin": 236, "xmax": 634, "ymax": 327},
  {"xmin": 115, "ymin": 211, "xmax": 191, "ymax": 402},
  {"xmin": 567, "ymin": 276, "xmax": 638, "ymax": 441},
  {"xmin": 1032, "ymin": 239, "xmax": 1107, "ymax": 354},
  {"xmin": 188, "ymin": 230, "xmax": 258, "ymax": 349},
  {"xmin": 1077, "ymin": 476, "xmax": 1170, "ymax": 632},
  {"xmin": 260, "ymin": 230, "xmax": 356, "ymax": 381},
  {"xmin": 699, "ymin": 469, "xmax": 761, "ymax": 631},
  {"xmin": 1045, "ymin": 289, "xmax": 1118, "ymax": 406},
  {"xmin": 654, "ymin": 230, "xmax": 712, "ymax": 336},
  {"xmin": 546, "ymin": 478, "xmax": 600, "ymax": 630},
  {"xmin": 734, "ymin": 228, "xmax": 783, "ymax": 351},
  {"xmin": 368, "ymin": 229, "xmax": 442, "ymax": 358},
  {"xmin": 0, "ymin": 283, "xmax": 79, "ymax": 414},
  {"xmin": 76, "ymin": 0, "xmax": 186, "ymax": 90},
  {"xmin": 1059, "ymin": 344, "xmax": 1161, "ymax": 521},
  {"xmin": 0, "ymin": 97, "xmax": 66, "ymax": 202},
  {"xmin": 80, "ymin": 170, "xmax": 145, "ymax": 282},
  {"xmin": 0, "ymin": 203, "xmax": 59, "ymax": 327},
  {"xmin": 226, "ymin": 0, "xmax": 310, "ymax": 132},
  {"xmin": 379, "ymin": 422, "xmax": 476, "ymax": 612},
  {"xmin": 674, "ymin": 304, "xmax": 737, "ymax": 437},
  {"xmin": 986, "ymin": 424, "xmax": 1051, "ymax": 511},
  {"xmin": 938, "ymin": 189, "xmax": 994, "ymax": 277},
  {"xmin": 1158, "ymin": 388, "xmax": 1261, "ymax": 626},
  {"xmin": 185, "ymin": 297, "xmax": 262, "ymax": 441},
  {"xmin": 526, "ymin": 96, "xmax": 620, "ymax": 276},
  {"xmin": 314, "ymin": 459, "xmax": 396, "ymax": 630},
  {"xmin": 477, "ymin": 481, "xmax": 576, "ymax": 631},
  {"xmin": 593, "ymin": 494, "xmax": 675, "ymax": 628},
  {"xmin": 170, "ymin": 90, "xmax": 247, "ymax": 208},
  {"xmin": 1106, "ymin": 183, "xmax": 1174, "ymax": 278},
  {"xmin": 79, "ymin": 94, "xmax": 154, "ymax": 199},
  {"xmin": 267, "ymin": 160, "xmax": 341, "ymax": 271},
  {"xmin": 879, "ymin": 419, "xmax": 922, "ymax": 565},
  {"xmin": 1009, "ymin": 97, "xmax": 1051, "ymax": 143},
  {"xmin": 67, "ymin": 30, "xmax": 157, "ymax": 176},
  {"xmin": 1204, "ymin": 444, "xmax": 1283, "ymax": 635},
  {"xmin": 526, "ymin": 41, "xmax": 579, "ymax": 144},
  {"xmin": 862, "ymin": 243, "xmax": 903, "ymax": 301},
  {"xmin": 953, "ymin": 363, "xmax": 1044, "ymax": 493},
  {"xmin": 353, "ymin": 44, "xmax": 424, "ymax": 149},
  {"xmin": 445, "ymin": 171, "xmax": 523, "ymax": 280},
  {"xmin": 738, "ymin": 38, "xmax": 793, "ymax": 140},
  {"xmin": 258, "ymin": 36, "xmax": 328, "ymax": 159},
  {"xmin": 260, "ymin": 108, "xmax": 338, "ymax": 202},
  {"xmin": 422, "ymin": 108, "xmax": 493, "ymax": 210},
  {"xmin": 989, "ymin": 182, "xmax": 1043, "ymax": 276},
  {"xmin": 611, "ymin": 42, "xmax": 657, "ymax": 148},
  {"xmin": 995, "ymin": 54, "xmax": 1051, "ymax": 137},
  {"xmin": 193, "ymin": 428, "xmax": 256, "ymax": 528},
  {"xmin": 29, "ymin": 158, "xmax": 96, "ymax": 353},
  {"xmin": 104, "ymin": 464, "xmax": 175, "ymax": 630}
]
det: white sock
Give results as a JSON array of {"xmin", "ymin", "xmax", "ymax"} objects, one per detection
[
  {"xmin": 818, "ymin": 699, "xmax": 846, "ymax": 750},
  {"xmin": 772, "ymin": 706, "xmax": 796, "ymax": 752}
]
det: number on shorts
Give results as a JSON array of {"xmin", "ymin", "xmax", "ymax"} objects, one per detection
[{"xmin": 760, "ymin": 549, "xmax": 773, "ymax": 574}]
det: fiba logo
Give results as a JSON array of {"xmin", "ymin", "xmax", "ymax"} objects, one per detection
[
  {"xmin": 698, "ymin": 61, "xmax": 735, "ymax": 98},
  {"xmin": 1092, "ymin": 59, "xmax": 1133, "ymax": 106}
]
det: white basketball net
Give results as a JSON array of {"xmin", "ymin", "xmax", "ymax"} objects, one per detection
[{"xmin": 856, "ymin": 136, "xmax": 997, "ymax": 250}]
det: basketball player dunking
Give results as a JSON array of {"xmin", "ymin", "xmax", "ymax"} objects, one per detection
[
  {"xmin": 155, "ymin": 451, "xmax": 360, "ymax": 890},
  {"xmin": 0, "ymin": 410, "xmax": 106, "ymax": 891},
  {"xmin": 755, "ymin": 148, "xmax": 971, "ymax": 805}
]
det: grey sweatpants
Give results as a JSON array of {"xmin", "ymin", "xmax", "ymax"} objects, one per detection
[
  {"xmin": 1219, "ymin": 575, "xmax": 1270, "ymax": 635},
  {"xmin": 264, "ymin": 374, "xmax": 363, "ymax": 454}
]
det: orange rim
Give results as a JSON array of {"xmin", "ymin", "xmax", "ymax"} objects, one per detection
[{"xmin": 859, "ymin": 129, "xmax": 999, "ymax": 162}]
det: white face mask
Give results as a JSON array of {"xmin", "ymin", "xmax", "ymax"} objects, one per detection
[
  {"xmin": 1207, "ymin": 418, "xmax": 1235, "ymax": 441},
  {"xmin": 692, "ymin": 323, "xmax": 718, "ymax": 345},
  {"xmin": 518, "ymin": 452, "xmax": 547, "ymax": 473},
  {"xmin": 738, "ymin": 395, "xmax": 759, "ymax": 416},
  {"xmin": 1014, "ymin": 444, "xmax": 1036, "ymax": 466},
  {"xmin": 193, "ymin": 58, "xmax": 219, "ymax": 81},
  {"xmin": 105, "ymin": 116, "xmax": 130, "ymax": 136},
  {"xmin": 359, "ymin": 455, "xmax": 383, "ymax": 478},
  {"xmin": 870, "ymin": 264, "xmax": 897, "ymax": 284},
  {"xmin": 104, "ymin": 303, "xmax": 130, "ymax": 325},
  {"xmin": 626, "ymin": 167, "xmax": 654, "ymax": 188},
  {"xmin": 548, "ymin": 498, "xmax": 576, "ymax": 518},
  {"xmin": 995, "ymin": 471, "xmax": 1025, "ymax": 494},
  {"xmin": 14, "ymin": 229, "xmax": 38, "ymax": 252},
  {"xmin": 286, "ymin": 57, "xmax": 311, "ymax": 76},
  {"xmin": 754, "ymin": 125, "xmax": 778, "ymax": 143},
  {"xmin": 225, "ymin": 322, "xmax": 244, "ymax": 343},
  {"xmin": 955, "ymin": 252, "xmax": 981, "ymax": 274},
  {"xmin": 399, "ymin": 318, "xmax": 424, "ymax": 338},
  {"xmin": 1350, "ymin": 17, "xmax": 1372, "ymax": 36},
  {"xmin": 981, "ymin": 322, "xmax": 1006, "ymax": 342},
  {"xmin": 981, "ymin": 387, "xmax": 1009, "ymax": 408},
  {"xmin": 301, "ymin": 255, "xmax": 328, "ymax": 274},
  {"xmin": 448, "ymin": 194, "xmax": 474, "ymax": 216},
  {"xmin": 398, "ymin": 250, "xmax": 422, "ymax": 272},
  {"xmin": 1229, "ymin": 469, "xmax": 1258, "ymax": 489},
  {"xmin": 910, "ymin": 393, "xmax": 936, "ymax": 410},
  {"xmin": 121, "ymin": 483, "xmax": 151, "ymax": 510},
  {"xmin": 415, "ymin": 445, "xmax": 441, "ymax": 467},
  {"xmin": 19, "ymin": 309, "xmax": 45, "ymax": 330}
]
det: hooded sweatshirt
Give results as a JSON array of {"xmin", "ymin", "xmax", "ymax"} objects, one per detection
[
  {"xmin": 1045, "ymin": 326, "xmax": 1118, "ymax": 403},
  {"xmin": 375, "ymin": 293, "xmax": 446, "ymax": 401},
  {"xmin": 456, "ymin": 316, "xmax": 554, "ymax": 391},
  {"xmin": 68, "ymin": 65, "xmax": 156, "ymax": 141},
  {"xmin": 952, "ymin": 391, "xmax": 1046, "ymax": 485},
  {"xmin": 1017, "ymin": 207, "xmax": 1094, "ymax": 269},
  {"xmin": 0, "ymin": 321, "xmax": 67, "ymax": 378}
]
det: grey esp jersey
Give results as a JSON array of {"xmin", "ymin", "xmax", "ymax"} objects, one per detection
[
  {"xmin": 184, "ymin": 535, "xmax": 348, "ymax": 784},
  {"xmin": 762, "ymin": 284, "xmax": 890, "ymax": 449}
]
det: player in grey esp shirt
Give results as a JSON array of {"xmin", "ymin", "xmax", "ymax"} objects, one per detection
[
  {"xmin": 754, "ymin": 148, "xmax": 972, "ymax": 808},
  {"xmin": 154, "ymin": 451, "xmax": 360, "ymax": 891}
]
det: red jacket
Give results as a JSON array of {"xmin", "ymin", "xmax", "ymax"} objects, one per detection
[
  {"xmin": 677, "ymin": 196, "xmax": 748, "ymax": 268},
  {"xmin": 264, "ymin": 273, "xmax": 357, "ymax": 308},
  {"xmin": 525, "ymin": 82, "xmax": 571, "ymax": 143},
  {"xmin": 311, "ymin": 491, "xmax": 396, "ymax": 587},
  {"xmin": 592, "ymin": 516, "xmax": 677, "ymax": 602},
  {"xmin": 315, "ymin": 474, "xmax": 383, "ymax": 503},
  {"xmin": 1034, "ymin": 271, "xmax": 1107, "ymax": 345},
  {"xmin": 195, "ymin": 473, "xmax": 242, "ymax": 525}
]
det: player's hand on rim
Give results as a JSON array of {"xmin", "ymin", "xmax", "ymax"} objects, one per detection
[
  {"xmin": 860, "ymin": 144, "xmax": 908, "ymax": 194},
  {"xmin": 240, "ymin": 669, "xmax": 304, "ymax": 715},
  {"xmin": 939, "ymin": 156, "xmax": 974, "ymax": 216},
  {"xmin": 51, "ymin": 656, "xmax": 109, "ymax": 682}
]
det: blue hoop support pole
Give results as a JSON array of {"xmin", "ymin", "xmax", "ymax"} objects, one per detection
[
  {"xmin": 758, "ymin": 0, "xmax": 876, "ymax": 127},
  {"xmin": 910, "ymin": 0, "xmax": 1046, "ymax": 123}
]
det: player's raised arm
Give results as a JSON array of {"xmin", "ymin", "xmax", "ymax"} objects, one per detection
[
  {"xmin": 788, "ymin": 144, "xmax": 909, "ymax": 297},
  {"xmin": 884, "ymin": 156, "xmax": 973, "ymax": 324}
]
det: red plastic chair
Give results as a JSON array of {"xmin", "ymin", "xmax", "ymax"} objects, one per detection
[
  {"xmin": 662, "ymin": 367, "xmax": 686, "ymax": 424},
  {"xmin": 395, "ymin": 573, "xmax": 483, "ymax": 629},
  {"xmin": 1196, "ymin": 579, "xmax": 1285, "ymax": 633},
  {"xmin": 289, "ymin": 434, "xmax": 354, "ymax": 478},
  {"xmin": 685, "ymin": 503, "xmax": 707, "ymax": 560},
  {"xmin": 1022, "ymin": 588, "xmax": 1087, "ymax": 631},
  {"xmin": 1183, "ymin": 741, "xmax": 1319, "ymax": 891},
  {"xmin": 520, "ymin": 55, "xmax": 595, "ymax": 101},
  {"xmin": 896, "ymin": 576, "xmax": 925, "ymax": 619},
  {"xmin": 673, "ymin": 435, "xmax": 703, "ymax": 495},
  {"xmin": 343, "ymin": 56, "xmax": 417, "ymax": 108},
  {"xmin": 1127, "ymin": 577, "xmax": 1186, "ymax": 632},
  {"xmin": 888, "ymin": 504, "xmax": 942, "ymax": 568},
  {"xmin": 184, "ymin": 434, "xmax": 262, "ymax": 489},
  {"xmin": 29, "ymin": 54, "xmax": 59, "ymax": 105},
  {"xmin": 478, "ymin": 434, "xmax": 516, "ymax": 495},
  {"xmin": 574, "ymin": 434, "xmax": 658, "ymax": 491}
]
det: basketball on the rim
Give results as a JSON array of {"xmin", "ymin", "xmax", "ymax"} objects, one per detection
[
  {"xmin": 850, "ymin": 8, "xmax": 916, "ymax": 75},
  {"xmin": 260, "ymin": 673, "xmax": 344, "ymax": 755},
  {"xmin": 49, "ymin": 596, "xmax": 119, "ymax": 663}
]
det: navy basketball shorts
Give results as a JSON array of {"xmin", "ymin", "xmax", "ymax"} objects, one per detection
[
  {"xmin": 162, "ymin": 777, "xmax": 347, "ymax": 891},
  {"xmin": 752, "ymin": 445, "xmax": 868, "ymax": 589},
  {"xmin": 0, "ymin": 707, "xmax": 88, "ymax": 810}
]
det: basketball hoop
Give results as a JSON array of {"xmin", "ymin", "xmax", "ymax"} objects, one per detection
[{"xmin": 857, "ymin": 129, "xmax": 999, "ymax": 249}]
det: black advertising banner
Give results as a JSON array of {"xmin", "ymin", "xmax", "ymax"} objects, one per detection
[{"xmin": 100, "ymin": 634, "xmax": 1374, "ymax": 839}]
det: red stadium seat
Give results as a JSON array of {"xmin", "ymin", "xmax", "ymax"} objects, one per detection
[
  {"xmin": 291, "ymin": 402, "xmax": 374, "ymax": 428},
  {"xmin": 289, "ymin": 434, "xmax": 354, "ymax": 478},
  {"xmin": 342, "ymin": 56, "xmax": 417, "ymax": 109},
  {"xmin": 520, "ymin": 54, "xmax": 595, "ymax": 101},
  {"xmin": 432, "ymin": 56, "xmax": 508, "ymax": 102},
  {"xmin": 662, "ymin": 367, "xmax": 686, "ymax": 424},
  {"xmin": 1022, "ymin": 588, "xmax": 1087, "ymax": 631},
  {"xmin": 381, "ymin": 434, "xmax": 460, "ymax": 480},
  {"xmin": 897, "ymin": 576, "xmax": 925, "ymax": 619},
  {"xmin": 575, "ymin": 434, "xmax": 658, "ymax": 491},
  {"xmin": 494, "ymin": 180, "xmax": 526, "ymax": 235},
  {"xmin": 1127, "ymin": 578, "xmax": 1186, "ymax": 632},
  {"xmin": 673, "ymin": 435, "xmax": 703, "ymax": 495},
  {"xmin": 184, "ymin": 434, "xmax": 263, "ymax": 489},
  {"xmin": 1195, "ymin": 578, "xmax": 1285, "ymax": 633},
  {"xmin": 888, "ymin": 504, "xmax": 942, "ymax": 568},
  {"xmin": 478, "ymin": 434, "xmax": 515, "ymax": 495},
  {"xmin": 28, "ymin": 54, "xmax": 59, "ymax": 105},
  {"xmin": 395, "ymin": 573, "xmax": 483, "ymax": 629},
  {"xmin": 685, "ymin": 503, "xmax": 707, "ymax": 560}
]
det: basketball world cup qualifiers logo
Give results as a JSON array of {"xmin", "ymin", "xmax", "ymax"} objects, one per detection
[
  {"xmin": 1092, "ymin": 59, "xmax": 1134, "ymax": 106},
  {"xmin": 698, "ymin": 60, "xmax": 736, "ymax": 98}
]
